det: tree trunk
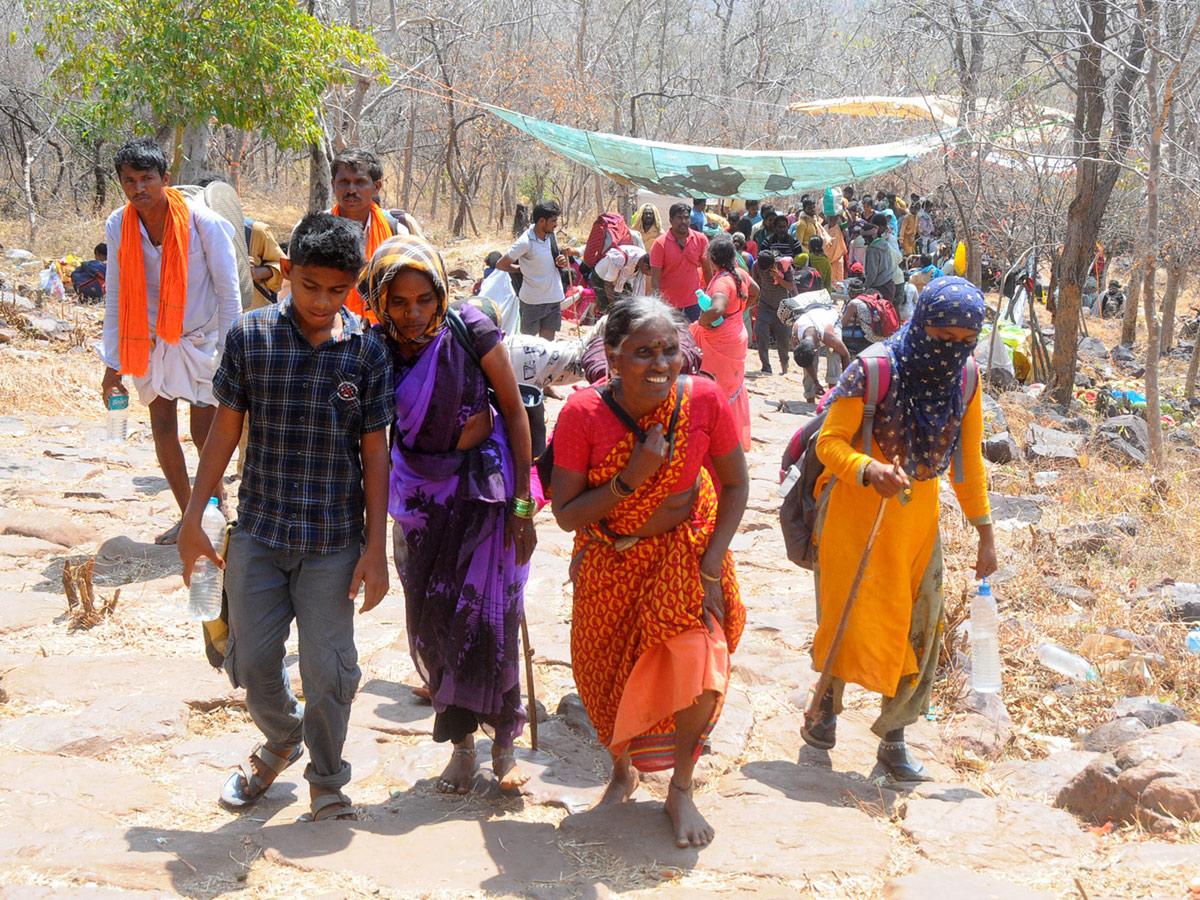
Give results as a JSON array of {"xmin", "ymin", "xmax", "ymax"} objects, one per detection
[
  {"xmin": 1160, "ymin": 265, "xmax": 1184, "ymax": 353},
  {"xmin": 92, "ymin": 139, "xmax": 106, "ymax": 215},
  {"xmin": 401, "ymin": 100, "xmax": 416, "ymax": 213},
  {"xmin": 1142, "ymin": 0, "xmax": 1163, "ymax": 469},
  {"xmin": 1185, "ymin": 331, "xmax": 1200, "ymax": 401},
  {"xmin": 1048, "ymin": 0, "xmax": 1147, "ymax": 407},
  {"xmin": 178, "ymin": 122, "xmax": 212, "ymax": 183},
  {"xmin": 170, "ymin": 123, "xmax": 185, "ymax": 180},
  {"xmin": 21, "ymin": 141, "xmax": 38, "ymax": 249},
  {"xmin": 1121, "ymin": 255, "xmax": 1142, "ymax": 345},
  {"xmin": 308, "ymin": 139, "xmax": 331, "ymax": 212}
]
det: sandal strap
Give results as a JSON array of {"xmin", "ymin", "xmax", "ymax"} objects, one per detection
[
  {"xmin": 310, "ymin": 792, "xmax": 352, "ymax": 816},
  {"xmin": 253, "ymin": 742, "xmax": 300, "ymax": 775}
]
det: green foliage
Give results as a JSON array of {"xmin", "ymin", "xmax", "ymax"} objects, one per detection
[{"xmin": 29, "ymin": 0, "xmax": 384, "ymax": 148}]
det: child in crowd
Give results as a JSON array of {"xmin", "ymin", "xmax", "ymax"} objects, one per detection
[{"xmin": 177, "ymin": 212, "xmax": 394, "ymax": 823}]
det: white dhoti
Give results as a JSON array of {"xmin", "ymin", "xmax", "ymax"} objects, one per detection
[{"xmin": 132, "ymin": 321, "xmax": 220, "ymax": 407}]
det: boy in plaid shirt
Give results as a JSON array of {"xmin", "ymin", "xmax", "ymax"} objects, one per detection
[{"xmin": 178, "ymin": 213, "xmax": 393, "ymax": 821}]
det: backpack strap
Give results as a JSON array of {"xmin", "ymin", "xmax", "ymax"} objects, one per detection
[
  {"xmin": 443, "ymin": 307, "xmax": 482, "ymax": 367},
  {"xmin": 856, "ymin": 344, "xmax": 893, "ymax": 458},
  {"xmin": 596, "ymin": 374, "xmax": 689, "ymax": 459},
  {"xmin": 950, "ymin": 357, "xmax": 980, "ymax": 484}
]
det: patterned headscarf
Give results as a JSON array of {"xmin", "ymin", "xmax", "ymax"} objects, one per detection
[
  {"xmin": 831, "ymin": 276, "xmax": 986, "ymax": 481},
  {"xmin": 359, "ymin": 234, "xmax": 449, "ymax": 349}
]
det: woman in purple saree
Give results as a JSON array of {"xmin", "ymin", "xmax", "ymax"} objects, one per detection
[{"xmin": 361, "ymin": 235, "xmax": 537, "ymax": 793}]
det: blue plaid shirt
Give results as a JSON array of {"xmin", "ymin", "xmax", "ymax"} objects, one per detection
[{"xmin": 214, "ymin": 300, "xmax": 394, "ymax": 554}]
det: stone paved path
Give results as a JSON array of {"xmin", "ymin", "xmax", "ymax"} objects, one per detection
[{"xmin": 0, "ymin": 376, "xmax": 1195, "ymax": 899}]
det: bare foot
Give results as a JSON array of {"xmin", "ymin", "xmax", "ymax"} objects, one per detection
[
  {"xmin": 665, "ymin": 777, "xmax": 714, "ymax": 848},
  {"xmin": 491, "ymin": 746, "xmax": 530, "ymax": 791},
  {"xmin": 436, "ymin": 746, "xmax": 476, "ymax": 794},
  {"xmin": 411, "ymin": 684, "xmax": 432, "ymax": 702},
  {"xmin": 155, "ymin": 520, "xmax": 182, "ymax": 545},
  {"xmin": 598, "ymin": 752, "xmax": 639, "ymax": 806}
]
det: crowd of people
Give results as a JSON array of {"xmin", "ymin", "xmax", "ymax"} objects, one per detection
[{"xmin": 97, "ymin": 137, "xmax": 997, "ymax": 848}]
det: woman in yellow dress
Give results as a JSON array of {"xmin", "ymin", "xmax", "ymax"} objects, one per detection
[{"xmin": 803, "ymin": 276, "xmax": 998, "ymax": 780}]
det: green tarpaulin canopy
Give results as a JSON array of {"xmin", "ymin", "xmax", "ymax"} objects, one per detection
[{"xmin": 486, "ymin": 104, "xmax": 952, "ymax": 198}]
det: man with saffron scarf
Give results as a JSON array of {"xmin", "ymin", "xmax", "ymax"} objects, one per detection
[
  {"xmin": 99, "ymin": 139, "xmax": 241, "ymax": 545},
  {"xmin": 327, "ymin": 148, "xmax": 409, "ymax": 324}
]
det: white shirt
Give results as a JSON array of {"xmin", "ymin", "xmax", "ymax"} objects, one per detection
[
  {"xmin": 505, "ymin": 226, "xmax": 564, "ymax": 306},
  {"xmin": 593, "ymin": 245, "xmax": 647, "ymax": 295},
  {"xmin": 100, "ymin": 200, "xmax": 241, "ymax": 370},
  {"xmin": 793, "ymin": 304, "xmax": 842, "ymax": 342}
]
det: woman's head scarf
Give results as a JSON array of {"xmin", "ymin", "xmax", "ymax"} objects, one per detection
[
  {"xmin": 360, "ymin": 234, "xmax": 449, "ymax": 350},
  {"xmin": 831, "ymin": 275, "xmax": 986, "ymax": 480}
]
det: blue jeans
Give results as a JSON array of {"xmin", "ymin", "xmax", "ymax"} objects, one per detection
[{"xmin": 223, "ymin": 528, "xmax": 361, "ymax": 790}]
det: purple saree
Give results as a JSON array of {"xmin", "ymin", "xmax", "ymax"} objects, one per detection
[{"xmin": 389, "ymin": 317, "xmax": 528, "ymax": 745}]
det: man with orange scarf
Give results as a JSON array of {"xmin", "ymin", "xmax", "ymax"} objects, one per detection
[
  {"xmin": 325, "ymin": 148, "xmax": 411, "ymax": 324},
  {"xmin": 99, "ymin": 139, "xmax": 240, "ymax": 545}
]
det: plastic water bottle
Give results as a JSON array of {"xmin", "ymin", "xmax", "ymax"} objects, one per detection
[
  {"xmin": 1187, "ymin": 629, "xmax": 1200, "ymax": 655},
  {"xmin": 970, "ymin": 579, "xmax": 1002, "ymax": 693},
  {"xmin": 1036, "ymin": 643, "xmax": 1100, "ymax": 682},
  {"xmin": 695, "ymin": 289, "xmax": 724, "ymax": 326},
  {"xmin": 106, "ymin": 393, "xmax": 129, "ymax": 442},
  {"xmin": 188, "ymin": 498, "xmax": 226, "ymax": 621}
]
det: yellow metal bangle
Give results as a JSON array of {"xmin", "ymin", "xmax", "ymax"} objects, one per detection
[{"xmin": 699, "ymin": 570, "xmax": 722, "ymax": 583}]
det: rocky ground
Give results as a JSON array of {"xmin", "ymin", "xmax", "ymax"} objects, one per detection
[{"xmin": 0, "ymin": 282, "xmax": 1199, "ymax": 899}]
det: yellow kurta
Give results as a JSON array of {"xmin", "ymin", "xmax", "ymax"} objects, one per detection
[{"xmin": 812, "ymin": 385, "xmax": 989, "ymax": 696}]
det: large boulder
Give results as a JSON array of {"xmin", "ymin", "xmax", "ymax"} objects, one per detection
[
  {"xmin": 983, "ymin": 432, "xmax": 1022, "ymax": 465},
  {"xmin": 1137, "ymin": 580, "xmax": 1200, "ymax": 623},
  {"xmin": 1077, "ymin": 336, "xmax": 1109, "ymax": 360},
  {"xmin": 948, "ymin": 690, "xmax": 1013, "ymax": 760},
  {"xmin": 1112, "ymin": 696, "xmax": 1187, "ymax": 729},
  {"xmin": 1081, "ymin": 717, "xmax": 1148, "ymax": 752},
  {"xmin": 989, "ymin": 492, "xmax": 1043, "ymax": 526},
  {"xmin": 1090, "ymin": 414, "xmax": 1149, "ymax": 466},
  {"xmin": 1056, "ymin": 722, "xmax": 1200, "ymax": 831}
]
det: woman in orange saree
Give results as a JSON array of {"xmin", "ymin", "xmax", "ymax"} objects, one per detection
[
  {"xmin": 551, "ymin": 296, "xmax": 748, "ymax": 848},
  {"xmin": 691, "ymin": 236, "xmax": 757, "ymax": 452}
]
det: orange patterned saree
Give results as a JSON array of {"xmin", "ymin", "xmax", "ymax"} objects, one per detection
[{"xmin": 569, "ymin": 380, "xmax": 745, "ymax": 772}]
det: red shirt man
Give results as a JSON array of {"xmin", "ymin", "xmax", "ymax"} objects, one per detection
[{"xmin": 650, "ymin": 201, "xmax": 714, "ymax": 322}]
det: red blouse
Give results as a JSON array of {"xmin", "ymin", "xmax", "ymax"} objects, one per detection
[{"xmin": 553, "ymin": 376, "xmax": 739, "ymax": 492}]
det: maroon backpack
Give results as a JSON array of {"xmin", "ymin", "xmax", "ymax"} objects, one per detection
[{"xmin": 583, "ymin": 213, "xmax": 633, "ymax": 267}]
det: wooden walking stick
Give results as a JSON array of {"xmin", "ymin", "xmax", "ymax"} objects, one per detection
[
  {"xmin": 803, "ymin": 458, "xmax": 899, "ymax": 729},
  {"xmin": 520, "ymin": 613, "xmax": 539, "ymax": 751}
]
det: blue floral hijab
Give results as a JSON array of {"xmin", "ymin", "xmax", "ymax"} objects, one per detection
[{"xmin": 831, "ymin": 276, "xmax": 986, "ymax": 481}]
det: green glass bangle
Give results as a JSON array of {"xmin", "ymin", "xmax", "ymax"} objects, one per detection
[{"xmin": 509, "ymin": 496, "xmax": 537, "ymax": 518}]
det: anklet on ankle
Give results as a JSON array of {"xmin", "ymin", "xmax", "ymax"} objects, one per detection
[{"xmin": 669, "ymin": 777, "xmax": 693, "ymax": 794}]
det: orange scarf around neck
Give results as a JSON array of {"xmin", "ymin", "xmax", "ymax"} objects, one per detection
[
  {"xmin": 333, "ymin": 201, "xmax": 391, "ymax": 323},
  {"xmin": 118, "ymin": 186, "xmax": 191, "ymax": 377}
]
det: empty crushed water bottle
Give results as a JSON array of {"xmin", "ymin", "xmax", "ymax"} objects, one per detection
[
  {"xmin": 106, "ymin": 393, "xmax": 129, "ymax": 442},
  {"xmin": 188, "ymin": 498, "xmax": 226, "ymax": 621},
  {"xmin": 1036, "ymin": 642, "xmax": 1100, "ymax": 682},
  {"xmin": 1187, "ymin": 629, "xmax": 1200, "ymax": 655},
  {"xmin": 970, "ymin": 579, "xmax": 1002, "ymax": 693}
]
